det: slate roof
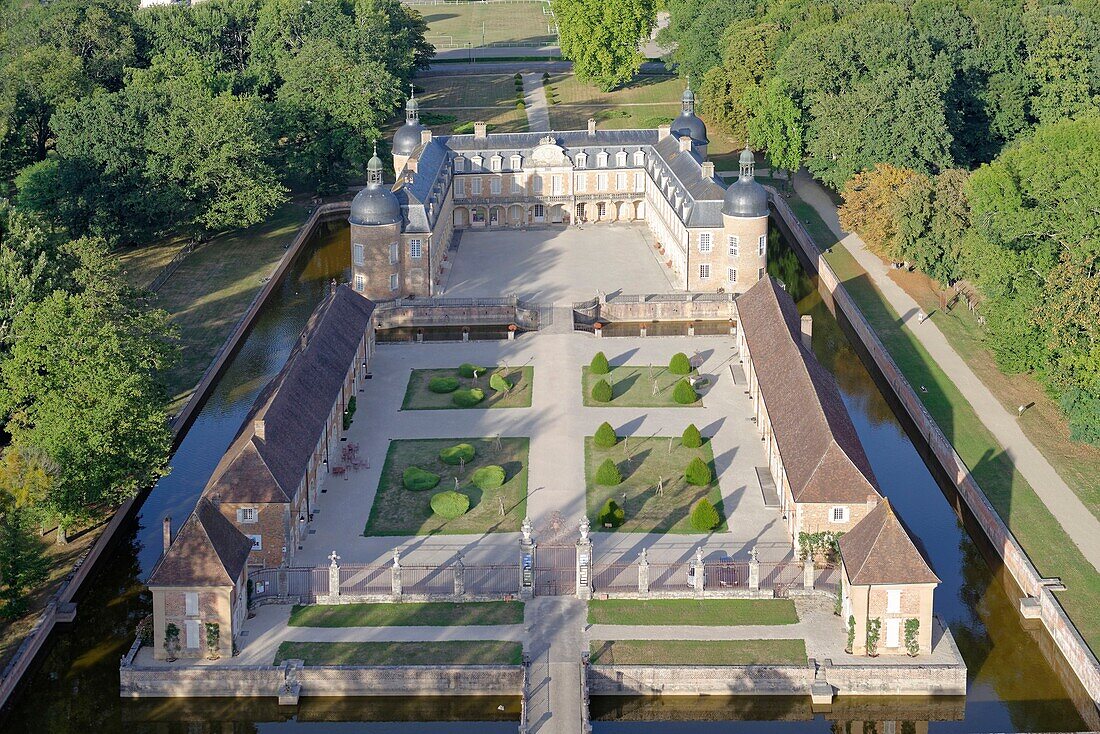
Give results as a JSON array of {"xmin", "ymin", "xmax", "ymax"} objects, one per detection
[
  {"xmin": 839, "ymin": 499, "xmax": 940, "ymax": 585},
  {"xmin": 202, "ymin": 285, "xmax": 375, "ymax": 505},
  {"xmin": 737, "ymin": 276, "xmax": 881, "ymax": 504},
  {"xmin": 147, "ymin": 499, "xmax": 252, "ymax": 587}
]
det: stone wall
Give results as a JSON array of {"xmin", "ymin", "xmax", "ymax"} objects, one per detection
[{"xmin": 597, "ymin": 295, "xmax": 737, "ymax": 324}]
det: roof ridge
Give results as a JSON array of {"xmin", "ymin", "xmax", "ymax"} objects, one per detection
[{"xmin": 850, "ymin": 500, "xmax": 888, "ymax": 582}]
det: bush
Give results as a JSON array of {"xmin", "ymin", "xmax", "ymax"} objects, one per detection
[
  {"xmin": 672, "ymin": 379, "xmax": 697, "ymax": 404},
  {"xmin": 471, "ymin": 465, "xmax": 506, "ymax": 490},
  {"xmin": 904, "ymin": 618, "xmax": 920, "ymax": 656},
  {"xmin": 690, "ymin": 498, "xmax": 720, "ymax": 531},
  {"xmin": 685, "ymin": 457, "xmax": 711, "ymax": 485},
  {"xmin": 458, "ymin": 363, "xmax": 484, "ymax": 378},
  {"xmin": 681, "ymin": 423, "xmax": 702, "ymax": 448},
  {"xmin": 453, "ymin": 121, "xmax": 495, "ymax": 135},
  {"xmin": 403, "ymin": 467, "xmax": 441, "ymax": 491},
  {"xmin": 428, "ymin": 376, "xmax": 460, "ymax": 393},
  {"xmin": 489, "ymin": 372, "xmax": 511, "ymax": 392},
  {"xmin": 452, "ymin": 388, "xmax": 485, "ymax": 407},
  {"xmin": 591, "ymin": 378, "xmax": 613, "ymax": 403},
  {"xmin": 597, "ymin": 499, "xmax": 625, "ymax": 528},
  {"xmin": 342, "ymin": 396, "xmax": 357, "ymax": 430},
  {"xmin": 440, "ymin": 443, "xmax": 476, "ymax": 465},
  {"xmin": 589, "ymin": 351, "xmax": 610, "ymax": 374},
  {"xmin": 669, "ymin": 352, "xmax": 692, "ymax": 374},
  {"xmin": 866, "ymin": 617, "xmax": 882, "ymax": 656},
  {"xmin": 846, "ymin": 615, "xmax": 856, "ymax": 654},
  {"xmin": 430, "ymin": 490, "xmax": 470, "ymax": 519},
  {"xmin": 595, "ymin": 458, "xmax": 622, "ymax": 485},
  {"xmin": 593, "ymin": 421, "xmax": 618, "ymax": 448}
]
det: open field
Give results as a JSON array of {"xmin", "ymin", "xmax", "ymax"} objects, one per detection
[
  {"xmin": 418, "ymin": 1, "xmax": 557, "ymax": 48},
  {"xmin": 274, "ymin": 640, "xmax": 524, "ymax": 665},
  {"xmin": 588, "ymin": 599, "xmax": 798, "ymax": 626},
  {"xmin": 581, "ymin": 365, "xmax": 703, "ymax": 408},
  {"xmin": 288, "ymin": 601, "xmax": 524, "ymax": 627},
  {"xmin": 402, "ymin": 366, "xmax": 534, "ymax": 409},
  {"xmin": 589, "ymin": 639, "xmax": 807, "ymax": 665},
  {"xmin": 410, "ymin": 74, "xmax": 529, "ymax": 135}
]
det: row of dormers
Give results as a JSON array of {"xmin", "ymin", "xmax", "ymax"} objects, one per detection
[{"xmin": 453, "ymin": 148, "xmax": 647, "ymax": 173}]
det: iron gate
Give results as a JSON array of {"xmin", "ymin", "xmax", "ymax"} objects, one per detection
[{"xmin": 535, "ymin": 544, "xmax": 576, "ymax": 595}]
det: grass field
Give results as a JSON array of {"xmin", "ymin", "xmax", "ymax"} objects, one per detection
[
  {"xmin": 288, "ymin": 601, "xmax": 524, "ymax": 627},
  {"xmin": 588, "ymin": 599, "xmax": 797, "ymax": 626},
  {"xmin": 274, "ymin": 640, "xmax": 524, "ymax": 665},
  {"xmin": 402, "ymin": 366, "xmax": 534, "ymax": 410},
  {"xmin": 589, "ymin": 639, "xmax": 807, "ymax": 666},
  {"xmin": 410, "ymin": 74, "xmax": 529, "ymax": 135},
  {"xmin": 581, "ymin": 365, "xmax": 703, "ymax": 408},
  {"xmin": 419, "ymin": 1, "xmax": 557, "ymax": 48}
]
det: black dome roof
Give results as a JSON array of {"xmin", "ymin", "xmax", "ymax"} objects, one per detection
[
  {"xmin": 393, "ymin": 122, "xmax": 426, "ymax": 155},
  {"xmin": 671, "ymin": 111, "xmax": 708, "ymax": 144},
  {"xmin": 723, "ymin": 176, "xmax": 768, "ymax": 218}
]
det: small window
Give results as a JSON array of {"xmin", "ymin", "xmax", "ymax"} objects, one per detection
[
  {"xmin": 184, "ymin": 592, "xmax": 198, "ymax": 616},
  {"xmin": 597, "ymin": 173, "xmax": 607, "ymax": 191},
  {"xmin": 699, "ymin": 263, "xmax": 710, "ymax": 279},
  {"xmin": 633, "ymin": 150, "xmax": 644, "ymax": 166},
  {"xmin": 575, "ymin": 173, "xmax": 586, "ymax": 192},
  {"xmin": 471, "ymin": 155, "xmax": 483, "ymax": 169},
  {"xmin": 533, "ymin": 204, "xmax": 544, "ymax": 218},
  {"xmin": 576, "ymin": 203, "xmax": 585, "ymax": 220},
  {"xmin": 758, "ymin": 267, "xmax": 765, "ymax": 279},
  {"xmin": 471, "ymin": 178, "xmax": 482, "ymax": 195},
  {"xmin": 490, "ymin": 177, "xmax": 501, "ymax": 195},
  {"xmin": 699, "ymin": 232, "xmax": 712, "ymax": 253},
  {"xmin": 615, "ymin": 172, "xmax": 626, "ymax": 190},
  {"xmin": 596, "ymin": 202, "xmax": 606, "ymax": 218},
  {"xmin": 247, "ymin": 534, "xmax": 262, "ymax": 551},
  {"xmin": 389, "ymin": 273, "xmax": 399, "ymax": 291},
  {"xmin": 354, "ymin": 273, "xmax": 365, "ymax": 292},
  {"xmin": 453, "ymin": 157, "xmax": 465, "ymax": 172},
  {"xmin": 236, "ymin": 507, "xmax": 257, "ymax": 524},
  {"xmin": 490, "ymin": 156, "xmax": 502, "ymax": 172},
  {"xmin": 352, "ymin": 243, "xmax": 364, "ymax": 266},
  {"xmin": 510, "ymin": 154, "xmax": 522, "ymax": 170},
  {"xmin": 553, "ymin": 175, "xmax": 563, "ymax": 195},
  {"xmin": 830, "ymin": 506, "xmax": 850, "ymax": 523},
  {"xmin": 615, "ymin": 151, "xmax": 627, "ymax": 167},
  {"xmin": 634, "ymin": 171, "xmax": 644, "ymax": 190},
  {"xmin": 728, "ymin": 268, "xmax": 737, "ymax": 283},
  {"xmin": 887, "ymin": 589, "xmax": 901, "ymax": 613},
  {"xmin": 576, "ymin": 152, "xmax": 587, "ymax": 169},
  {"xmin": 389, "ymin": 242, "xmax": 399, "ymax": 264},
  {"xmin": 728, "ymin": 235, "xmax": 740, "ymax": 256},
  {"xmin": 596, "ymin": 151, "xmax": 608, "ymax": 167},
  {"xmin": 532, "ymin": 176, "xmax": 543, "ymax": 193},
  {"xmin": 409, "ymin": 239, "xmax": 422, "ymax": 259},
  {"xmin": 758, "ymin": 234, "xmax": 767, "ymax": 256},
  {"xmin": 455, "ymin": 178, "xmax": 465, "ymax": 197},
  {"xmin": 511, "ymin": 176, "xmax": 522, "ymax": 194}
]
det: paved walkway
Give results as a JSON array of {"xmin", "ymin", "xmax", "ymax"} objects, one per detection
[
  {"xmin": 525, "ymin": 597, "xmax": 585, "ymax": 734},
  {"xmin": 521, "ymin": 72, "xmax": 551, "ymax": 132},
  {"xmin": 792, "ymin": 169, "xmax": 1100, "ymax": 574}
]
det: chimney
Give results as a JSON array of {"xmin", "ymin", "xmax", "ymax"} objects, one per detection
[
  {"xmin": 678, "ymin": 136, "xmax": 692, "ymax": 152},
  {"xmin": 587, "ymin": 118, "xmax": 597, "ymax": 136},
  {"xmin": 701, "ymin": 161, "xmax": 715, "ymax": 179},
  {"xmin": 254, "ymin": 418, "xmax": 265, "ymax": 441},
  {"xmin": 474, "ymin": 122, "xmax": 487, "ymax": 139},
  {"xmin": 162, "ymin": 516, "xmax": 172, "ymax": 555},
  {"xmin": 420, "ymin": 129, "xmax": 433, "ymax": 145},
  {"xmin": 800, "ymin": 315, "xmax": 813, "ymax": 349},
  {"xmin": 658, "ymin": 124, "xmax": 671, "ymax": 139}
]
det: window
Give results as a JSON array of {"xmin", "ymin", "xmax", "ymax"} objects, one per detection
[
  {"xmin": 185, "ymin": 619, "xmax": 201, "ymax": 649},
  {"xmin": 727, "ymin": 268, "xmax": 737, "ymax": 283},
  {"xmin": 453, "ymin": 157, "xmax": 465, "ymax": 172},
  {"xmin": 597, "ymin": 173, "xmax": 607, "ymax": 191},
  {"xmin": 758, "ymin": 234, "xmax": 766, "ymax": 256},
  {"xmin": 576, "ymin": 152, "xmax": 587, "ymax": 168},
  {"xmin": 596, "ymin": 202, "xmax": 606, "ymax": 218},
  {"xmin": 634, "ymin": 171, "xmax": 644, "ymax": 190},
  {"xmin": 490, "ymin": 177, "xmax": 501, "ymax": 195},
  {"xmin": 596, "ymin": 151, "xmax": 608, "ymax": 167},
  {"xmin": 389, "ymin": 273, "xmax": 399, "ymax": 291},
  {"xmin": 887, "ymin": 589, "xmax": 901, "ymax": 613},
  {"xmin": 510, "ymin": 154, "xmax": 522, "ymax": 170},
  {"xmin": 455, "ymin": 178, "xmax": 465, "ymax": 197},
  {"xmin": 758, "ymin": 267, "xmax": 765, "ymax": 279},
  {"xmin": 184, "ymin": 592, "xmax": 198, "ymax": 616},
  {"xmin": 533, "ymin": 204, "xmax": 544, "ymax": 219},
  {"xmin": 472, "ymin": 208, "xmax": 485, "ymax": 223},
  {"xmin": 532, "ymin": 175, "xmax": 543, "ymax": 193},
  {"xmin": 633, "ymin": 150, "xmax": 645, "ymax": 166},
  {"xmin": 616, "ymin": 172, "xmax": 626, "ymax": 190},
  {"xmin": 615, "ymin": 151, "xmax": 627, "ymax": 167},
  {"xmin": 352, "ymin": 243, "xmax": 364, "ymax": 266},
  {"xmin": 389, "ymin": 242, "xmax": 399, "ymax": 264},
  {"xmin": 409, "ymin": 239, "xmax": 422, "ymax": 259},
  {"xmin": 247, "ymin": 534, "xmax": 262, "ymax": 551},
  {"xmin": 471, "ymin": 155, "xmax": 483, "ymax": 170},
  {"xmin": 576, "ymin": 203, "xmax": 585, "ymax": 220},
  {"xmin": 699, "ymin": 232, "xmax": 712, "ymax": 253},
  {"xmin": 552, "ymin": 175, "xmax": 563, "ymax": 195},
  {"xmin": 575, "ymin": 173, "xmax": 586, "ymax": 192},
  {"xmin": 830, "ymin": 506, "xmax": 850, "ymax": 523},
  {"xmin": 354, "ymin": 273, "xmax": 365, "ymax": 292},
  {"xmin": 471, "ymin": 178, "xmax": 482, "ymax": 195},
  {"xmin": 728, "ymin": 235, "xmax": 740, "ymax": 256},
  {"xmin": 490, "ymin": 155, "xmax": 502, "ymax": 172},
  {"xmin": 236, "ymin": 507, "xmax": 257, "ymax": 524},
  {"xmin": 699, "ymin": 263, "xmax": 710, "ymax": 279},
  {"xmin": 511, "ymin": 176, "xmax": 522, "ymax": 194}
]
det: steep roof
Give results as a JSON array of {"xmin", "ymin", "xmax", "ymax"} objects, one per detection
[
  {"xmin": 203, "ymin": 285, "xmax": 375, "ymax": 505},
  {"xmin": 737, "ymin": 276, "xmax": 881, "ymax": 504},
  {"xmin": 147, "ymin": 499, "xmax": 252, "ymax": 587},
  {"xmin": 839, "ymin": 499, "xmax": 940, "ymax": 585}
]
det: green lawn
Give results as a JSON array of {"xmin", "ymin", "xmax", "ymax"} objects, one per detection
[
  {"xmin": 588, "ymin": 599, "xmax": 797, "ymax": 626},
  {"xmin": 409, "ymin": 74, "xmax": 529, "ymax": 135},
  {"xmin": 364, "ymin": 437, "xmax": 529, "ymax": 536},
  {"xmin": 585, "ymin": 435, "xmax": 724, "ymax": 533},
  {"xmin": 274, "ymin": 640, "xmax": 523, "ymax": 666},
  {"xmin": 421, "ymin": 2, "xmax": 557, "ymax": 48},
  {"xmin": 401, "ymin": 366, "xmax": 533, "ymax": 410},
  {"xmin": 589, "ymin": 639, "xmax": 807, "ymax": 666},
  {"xmin": 288, "ymin": 601, "xmax": 524, "ymax": 627},
  {"xmin": 581, "ymin": 365, "xmax": 703, "ymax": 408}
]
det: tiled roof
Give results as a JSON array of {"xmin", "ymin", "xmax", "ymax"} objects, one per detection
[
  {"xmin": 203, "ymin": 285, "xmax": 374, "ymax": 505},
  {"xmin": 147, "ymin": 499, "xmax": 252, "ymax": 587},
  {"xmin": 839, "ymin": 499, "xmax": 940, "ymax": 585},
  {"xmin": 737, "ymin": 276, "xmax": 881, "ymax": 504}
]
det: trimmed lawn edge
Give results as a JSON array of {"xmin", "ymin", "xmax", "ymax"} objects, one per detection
[
  {"xmin": 587, "ymin": 599, "xmax": 797, "ymax": 626},
  {"xmin": 589, "ymin": 639, "xmax": 807, "ymax": 666},
  {"xmin": 274, "ymin": 640, "xmax": 523, "ymax": 666},
  {"xmin": 288, "ymin": 601, "xmax": 524, "ymax": 627}
]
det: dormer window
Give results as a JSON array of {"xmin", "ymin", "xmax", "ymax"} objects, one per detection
[
  {"xmin": 576, "ymin": 152, "xmax": 587, "ymax": 169},
  {"xmin": 471, "ymin": 155, "xmax": 483, "ymax": 170},
  {"xmin": 596, "ymin": 151, "xmax": 608, "ymax": 167},
  {"xmin": 633, "ymin": 150, "xmax": 645, "ymax": 166},
  {"xmin": 615, "ymin": 151, "xmax": 627, "ymax": 167},
  {"xmin": 510, "ymin": 154, "xmax": 522, "ymax": 170},
  {"xmin": 454, "ymin": 157, "xmax": 466, "ymax": 172},
  {"xmin": 490, "ymin": 155, "xmax": 502, "ymax": 172}
]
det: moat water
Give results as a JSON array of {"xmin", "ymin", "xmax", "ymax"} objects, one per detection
[{"xmin": 0, "ymin": 221, "xmax": 1090, "ymax": 732}]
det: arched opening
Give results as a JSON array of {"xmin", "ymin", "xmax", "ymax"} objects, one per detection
[
  {"xmin": 453, "ymin": 207, "xmax": 469, "ymax": 228},
  {"xmin": 490, "ymin": 206, "xmax": 505, "ymax": 227},
  {"xmin": 549, "ymin": 204, "xmax": 564, "ymax": 224},
  {"xmin": 618, "ymin": 201, "xmax": 634, "ymax": 221},
  {"xmin": 596, "ymin": 202, "xmax": 607, "ymax": 221},
  {"xmin": 508, "ymin": 204, "xmax": 524, "ymax": 226},
  {"xmin": 634, "ymin": 200, "xmax": 646, "ymax": 219},
  {"xmin": 471, "ymin": 206, "xmax": 487, "ymax": 227}
]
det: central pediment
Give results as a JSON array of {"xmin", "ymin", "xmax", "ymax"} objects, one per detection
[{"xmin": 530, "ymin": 140, "xmax": 571, "ymax": 167}]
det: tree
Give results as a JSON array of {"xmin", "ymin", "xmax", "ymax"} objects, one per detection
[
  {"xmin": 681, "ymin": 424, "xmax": 702, "ymax": 448},
  {"xmin": 669, "ymin": 352, "xmax": 691, "ymax": 374},
  {"xmin": 690, "ymin": 497, "xmax": 720, "ymax": 531},
  {"xmin": 672, "ymin": 378, "xmax": 697, "ymax": 404},
  {"xmin": 0, "ymin": 512, "xmax": 49, "ymax": 619},
  {"xmin": 592, "ymin": 379, "xmax": 613, "ymax": 403},
  {"xmin": 838, "ymin": 164, "xmax": 922, "ymax": 261},
  {"xmin": 595, "ymin": 458, "xmax": 622, "ymax": 486},
  {"xmin": 589, "ymin": 351, "xmax": 610, "ymax": 374},
  {"xmin": 685, "ymin": 456, "xmax": 711, "ymax": 485},
  {"xmin": 552, "ymin": 0, "xmax": 655, "ymax": 90},
  {"xmin": 745, "ymin": 78, "xmax": 804, "ymax": 181},
  {"xmin": 659, "ymin": 0, "xmax": 757, "ymax": 85},
  {"xmin": 594, "ymin": 421, "xmax": 618, "ymax": 448},
  {"xmin": 0, "ymin": 203, "xmax": 73, "ymax": 345},
  {"xmin": 1024, "ymin": 8, "xmax": 1098, "ymax": 126}
]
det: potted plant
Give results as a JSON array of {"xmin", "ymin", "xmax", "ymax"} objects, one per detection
[
  {"xmin": 866, "ymin": 617, "xmax": 881, "ymax": 657},
  {"xmin": 205, "ymin": 622, "xmax": 221, "ymax": 660},
  {"xmin": 904, "ymin": 618, "xmax": 920, "ymax": 657},
  {"xmin": 164, "ymin": 623, "xmax": 181, "ymax": 662}
]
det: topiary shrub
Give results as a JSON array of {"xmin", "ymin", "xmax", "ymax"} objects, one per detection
[
  {"xmin": 595, "ymin": 458, "xmax": 622, "ymax": 485},
  {"xmin": 429, "ymin": 376, "xmax": 460, "ymax": 393},
  {"xmin": 593, "ymin": 421, "xmax": 618, "ymax": 448},
  {"xmin": 440, "ymin": 443, "xmax": 476, "ymax": 465},
  {"xmin": 592, "ymin": 379, "xmax": 613, "ymax": 403},
  {"xmin": 471, "ymin": 465, "xmax": 506, "ymax": 490},
  {"xmin": 430, "ymin": 490, "xmax": 470, "ymax": 519},
  {"xmin": 669, "ymin": 352, "xmax": 692, "ymax": 374},
  {"xmin": 589, "ymin": 351, "xmax": 610, "ymax": 374},
  {"xmin": 403, "ymin": 467, "xmax": 441, "ymax": 491},
  {"xmin": 681, "ymin": 423, "xmax": 703, "ymax": 448},
  {"xmin": 597, "ymin": 499, "xmax": 625, "ymax": 528},
  {"xmin": 458, "ymin": 363, "xmax": 484, "ymax": 378},
  {"xmin": 489, "ymin": 372, "xmax": 511, "ymax": 392},
  {"xmin": 685, "ymin": 456, "xmax": 712, "ymax": 485},
  {"xmin": 452, "ymin": 388, "xmax": 485, "ymax": 407},
  {"xmin": 690, "ymin": 498, "xmax": 720, "ymax": 531},
  {"xmin": 672, "ymin": 378, "xmax": 697, "ymax": 404}
]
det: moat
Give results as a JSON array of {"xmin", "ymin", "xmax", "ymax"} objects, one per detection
[{"xmin": 0, "ymin": 220, "xmax": 1089, "ymax": 732}]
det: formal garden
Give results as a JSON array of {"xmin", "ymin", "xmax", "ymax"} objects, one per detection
[
  {"xmin": 401, "ymin": 363, "xmax": 534, "ymax": 410},
  {"xmin": 581, "ymin": 351, "xmax": 705, "ymax": 407},
  {"xmin": 584, "ymin": 422, "xmax": 724, "ymax": 533},
  {"xmin": 364, "ymin": 437, "xmax": 529, "ymax": 535}
]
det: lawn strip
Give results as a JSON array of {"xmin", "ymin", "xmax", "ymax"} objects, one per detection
[
  {"xmin": 581, "ymin": 365, "xmax": 703, "ymax": 408},
  {"xmin": 587, "ymin": 599, "xmax": 797, "ymax": 626},
  {"xmin": 274, "ymin": 640, "xmax": 523, "ymax": 666},
  {"xmin": 289, "ymin": 601, "xmax": 524, "ymax": 627},
  {"xmin": 589, "ymin": 639, "xmax": 807, "ymax": 666},
  {"xmin": 402, "ymin": 366, "xmax": 534, "ymax": 410}
]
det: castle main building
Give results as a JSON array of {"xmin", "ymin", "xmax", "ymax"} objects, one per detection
[{"xmin": 349, "ymin": 86, "xmax": 770, "ymax": 299}]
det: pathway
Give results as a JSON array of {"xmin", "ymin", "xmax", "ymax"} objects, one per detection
[
  {"xmin": 521, "ymin": 72, "xmax": 551, "ymax": 132},
  {"xmin": 792, "ymin": 169, "xmax": 1100, "ymax": 574},
  {"xmin": 525, "ymin": 597, "xmax": 586, "ymax": 734}
]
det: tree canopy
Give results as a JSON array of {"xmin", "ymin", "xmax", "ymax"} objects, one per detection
[{"xmin": 553, "ymin": 0, "xmax": 655, "ymax": 90}]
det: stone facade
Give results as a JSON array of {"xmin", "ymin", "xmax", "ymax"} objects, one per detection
[
  {"xmin": 842, "ymin": 578, "xmax": 936, "ymax": 656},
  {"xmin": 150, "ymin": 580, "xmax": 244, "ymax": 661}
]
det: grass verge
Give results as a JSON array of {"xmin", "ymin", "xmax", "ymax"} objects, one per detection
[
  {"xmin": 274, "ymin": 640, "xmax": 523, "ymax": 666},
  {"xmin": 589, "ymin": 639, "xmax": 807, "ymax": 666},
  {"xmin": 581, "ymin": 365, "xmax": 703, "ymax": 408},
  {"xmin": 401, "ymin": 366, "xmax": 534, "ymax": 410},
  {"xmin": 288, "ymin": 601, "xmax": 524, "ymax": 627},
  {"xmin": 587, "ymin": 599, "xmax": 797, "ymax": 626}
]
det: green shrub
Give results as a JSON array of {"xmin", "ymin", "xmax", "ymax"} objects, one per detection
[
  {"xmin": 453, "ymin": 121, "xmax": 495, "ymax": 135},
  {"xmin": 866, "ymin": 617, "xmax": 882, "ymax": 656},
  {"xmin": 597, "ymin": 499, "xmax": 625, "ymax": 528},
  {"xmin": 591, "ymin": 378, "xmax": 613, "ymax": 403},
  {"xmin": 690, "ymin": 498, "xmax": 720, "ymax": 531},
  {"xmin": 669, "ymin": 352, "xmax": 692, "ymax": 374},
  {"xmin": 489, "ymin": 372, "xmax": 511, "ymax": 392},
  {"xmin": 458, "ymin": 363, "xmax": 484, "ymax": 378},
  {"xmin": 342, "ymin": 396, "xmax": 357, "ymax": 430},
  {"xmin": 471, "ymin": 465, "xmax": 506, "ymax": 490},
  {"xmin": 593, "ymin": 421, "xmax": 618, "ymax": 448},
  {"xmin": 428, "ymin": 376, "xmax": 460, "ymax": 393},
  {"xmin": 452, "ymin": 388, "xmax": 485, "ymax": 407},
  {"xmin": 846, "ymin": 615, "xmax": 856, "ymax": 654},
  {"xmin": 430, "ymin": 490, "xmax": 470, "ymax": 519},
  {"xmin": 589, "ymin": 351, "xmax": 610, "ymax": 374},
  {"xmin": 672, "ymin": 379, "xmax": 697, "ymax": 404},
  {"xmin": 420, "ymin": 112, "xmax": 457, "ymax": 126},
  {"xmin": 685, "ymin": 457, "xmax": 712, "ymax": 485},
  {"xmin": 403, "ymin": 467, "xmax": 441, "ymax": 491},
  {"xmin": 595, "ymin": 458, "xmax": 622, "ymax": 485},
  {"xmin": 904, "ymin": 618, "xmax": 920, "ymax": 656},
  {"xmin": 440, "ymin": 443, "xmax": 476, "ymax": 465},
  {"xmin": 516, "ymin": 101, "xmax": 525, "ymax": 111},
  {"xmin": 681, "ymin": 423, "xmax": 702, "ymax": 448}
]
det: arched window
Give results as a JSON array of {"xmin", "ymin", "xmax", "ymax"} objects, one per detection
[
  {"xmin": 576, "ymin": 152, "xmax": 587, "ymax": 169},
  {"xmin": 471, "ymin": 155, "xmax": 483, "ymax": 170},
  {"xmin": 453, "ymin": 157, "xmax": 466, "ymax": 172},
  {"xmin": 510, "ymin": 154, "xmax": 522, "ymax": 170},
  {"xmin": 596, "ymin": 151, "xmax": 608, "ymax": 167},
  {"xmin": 490, "ymin": 155, "xmax": 502, "ymax": 172},
  {"xmin": 633, "ymin": 150, "xmax": 645, "ymax": 166},
  {"xmin": 615, "ymin": 150, "xmax": 627, "ymax": 167}
]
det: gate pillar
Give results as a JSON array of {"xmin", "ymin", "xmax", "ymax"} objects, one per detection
[
  {"xmin": 637, "ymin": 547, "xmax": 650, "ymax": 596},
  {"xmin": 520, "ymin": 516, "xmax": 535, "ymax": 600},
  {"xmin": 576, "ymin": 517, "xmax": 593, "ymax": 600}
]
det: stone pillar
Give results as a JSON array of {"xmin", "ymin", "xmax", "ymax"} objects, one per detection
[
  {"xmin": 748, "ymin": 548, "xmax": 760, "ymax": 592},
  {"xmin": 688, "ymin": 322, "xmax": 696, "ymax": 337},
  {"xmin": 803, "ymin": 552, "xmax": 815, "ymax": 591},
  {"xmin": 576, "ymin": 517, "xmax": 593, "ymax": 600},
  {"xmin": 391, "ymin": 548, "xmax": 403, "ymax": 599},
  {"xmin": 520, "ymin": 516, "xmax": 535, "ymax": 600},
  {"xmin": 328, "ymin": 550, "xmax": 341, "ymax": 601},
  {"xmin": 454, "ymin": 552, "xmax": 466, "ymax": 597},
  {"xmin": 637, "ymin": 547, "xmax": 650, "ymax": 596},
  {"xmin": 462, "ymin": 327, "xmax": 470, "ymax": 342},
  {"xmin": 691, "ymin": 547, "xmax": 705, "ymax": 597},
  {"xmin": 639, "ymin": 323, "xmax": 647, "ymax": 338}
]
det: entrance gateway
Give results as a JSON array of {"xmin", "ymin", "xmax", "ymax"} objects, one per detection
[{"xmin": 534, "ymin": 544, "xmax": 577, "ymax": 596}]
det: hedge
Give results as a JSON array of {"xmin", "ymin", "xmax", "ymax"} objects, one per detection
[
  {"xmin": 440, "ymin": 443, "xmax": 476, "ymax": 465},
  {"xmin": 593, "ymin": 421, "xmax": 618, "ymax": 448},
  {"xmin": 672, "ymin": 379, "xmax": 697, "ymax": 404},
  {"xmin": 669, "ymin": 352, "xmax": 692, "ymax": 375},
  {"xmin": 430, "ymin": 490, "xmax": 470, "ymax": 519},
  {"xmin": 428, "ymin": 376, "xmax": 460, "ymax": 393},
  {"xmin": 458, "ymin": 363, "xmax": 484, "ymax": 378},
  {"xmin": 592, "ymin": 379, "xmax": 613, "ymax": 403},
  {"xmin": 595, "ymin": 458, "xmax": 622, "ymax": 486},
  {"xmin": 452, "ymin": 388, "xmax": 485, "ymax": 407},
  {"xmin": 690, "ymin": 498, "xmax": 720, "ymax": 531},
  {"xmin": 402, "ymin": 467, "xmax": 441, "ymax": 491},
  {"xmin": 597, "ymin": 499, "xmax": 625, "ymax": 528},
  {"xmin": 489, "ymin": 372, "xmax": 511, "ymax": 392},
  {"xmin": 471, "ymin": 465, "xmax": 506, "ymax": 490},
  {"xmin": 685, "ymin": 456, "xmax": 712, "ymax": 486},
  {"xmin": 682, "ymin": 423, "xmax": 703, "ymax": 448},
  {"xmin": 343, "ymin": 396, "xmax": 357, "ymax": 430},
  {"xmin": 589, "ymin": 352, "xmax": 610, "ymax": 374}
]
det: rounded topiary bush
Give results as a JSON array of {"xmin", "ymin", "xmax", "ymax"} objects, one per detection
[
  {"xmin": 590, "ymin": 351, "xmax": 610, "ymax": 374},
  {"xmin": 685, "ymin": 456, "xmax": 712, "ymax": 486},
  {"xmin": 690, "ymin": 497, "xmax": 720, "ymax": 531},
  {"xmin": 597, "ymin": 499, "xmax": 625, "ymax": 528},
  {"xmin": 595, "ymin": 458, "xmax": 622, "ymax": 486},
  {"xmin": 682, "ymin": 423, "xmax": 703, "ymax": 448},
  {"xmin": 403, "ymin": 466, "xmax": 440, "ymax": 491},
  {"xmin": 440, "ymin": 443, "xmax": 476, "ymax": 465},
  {"xmin": 592, "ymin": 378, "xmax": 613, "ymax": 403},
  {"xmin": 458, "ymin": 363, "xmax": 484, "ymax": 378},
  {"xmin": 428, "ymin": 376, "xmax": 460, "ymax": 393},
  {"xmin": 431, "ymin": 490, "xmax": 470, "ymax": 519},
  {"xmin": 593, "ymin": 421, "xmax": 618, "ymax": 448},
  {"xmin": 672, "ymin": 378, "xmax": 697, "ymax": 404},
  {"xmin": 669, "ymin": 352, "xmax": 692, "ymax": 375},
  {"xmin": 452, "ymin": 388, "xmax": 485, "ymax": 407},
  {"xmin": 489, "ymin": 372, "xmax": 511, "ymax": 392},
  {"xmin": 471, "ymin": 465, "xmax": 506, "ymax": 490}
]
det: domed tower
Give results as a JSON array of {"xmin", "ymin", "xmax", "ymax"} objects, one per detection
[
  {"xmin": 349, "ymin": 146, "xmax": 404, "ymax": 300},
  {"xmin": 392, "ymin": 85, "xmax": 426, "ymax": 174},
  {"xmin": 721, "ymin": 146, "xmax": 769, "ymax": 291},
  {"xmin": 671, "ymin": 83, "xmax": 709, "ymax": 158}
]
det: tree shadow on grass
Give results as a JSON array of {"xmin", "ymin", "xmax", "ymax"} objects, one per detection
[{"xmin": 611, "ymin": 372, "xmax": 639, "ymax": 399}]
